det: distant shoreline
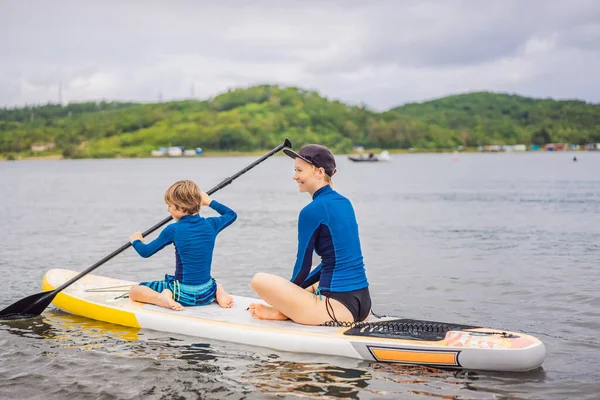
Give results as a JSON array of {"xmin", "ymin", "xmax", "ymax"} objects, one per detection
[
  {"xmin": 0, "ymin": 151, "xmax": 286, "ymax": 161},
  {"xmin": 1, "ymin": 147, "xmax": 588, "ymax": 162}
]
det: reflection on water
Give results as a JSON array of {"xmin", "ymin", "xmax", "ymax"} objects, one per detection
[
  {"xmin": 0, "ymin": 309, "xmax": 554, "ymax": 399},
  {"xmin": 365, "ymin": 363, "xmax": 477, "ymax": 399},
  {"xmin": 241, "ymin": 358, "xmax": 545, "ymax": 399},
  {"xmin": 370, "ymin": 362, "xmax": 547, "ymax": 399},
  {"xmin": 0, "ymin": 310, "xmax": 229, "ymax": 363},
  {"xmin": 1, "ymin": 310, "xmax": 140, "ymax": 354},
  {"xmin": 243, "ymin": 359, "xmax": 371, "ymax": 399}
]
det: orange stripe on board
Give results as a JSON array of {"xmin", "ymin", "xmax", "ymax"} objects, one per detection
[{"xmin": 370, "ymin": 347, "xmax": 459, "ymax": 366}]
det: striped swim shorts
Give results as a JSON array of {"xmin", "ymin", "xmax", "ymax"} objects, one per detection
[{"xmin": 139, "ymin": 274, "xmax": 217, "ymax": 306}]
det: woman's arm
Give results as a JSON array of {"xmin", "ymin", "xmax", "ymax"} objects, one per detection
[
  {"xmin": 291, "ymin": 206, "xmax": 322, "ymax": 286},
  {"xmin": 300, "ymin": 263, "xmax": 322, "ymax": 289}
]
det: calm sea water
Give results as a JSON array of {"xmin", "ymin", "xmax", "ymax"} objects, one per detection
[{"xmin": 1, "ymin": 152, "xmax": 599, "ymax": 399}]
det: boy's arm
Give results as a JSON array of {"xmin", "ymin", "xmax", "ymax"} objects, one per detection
[
  {"xmin": 207, "ymin": 200, "xmax": 237, "ymax": 233},
  {"xmin": 131, "ymin": 224, "xmax": 175, "ymax": 258}
]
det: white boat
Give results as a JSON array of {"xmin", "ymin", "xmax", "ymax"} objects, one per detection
[
  {"xmin": 42, "ymin": 269, "xmax": 545, "ymax": 372},
  {"xmin": 348, "ymin": 151, "xmax": 391, "ymax": 162}
]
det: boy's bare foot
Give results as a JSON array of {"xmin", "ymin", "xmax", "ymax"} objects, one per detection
[
  {"xmin": 216, "ymin": 284, "xmax": 234, "ymax": 308},
  {"xmin": 248, "ymin": 303, "xmax": 288, "ymax": 320},
  {"xmin": 158, "ymin": 290, "xmax": 184, "ymax": 311}
]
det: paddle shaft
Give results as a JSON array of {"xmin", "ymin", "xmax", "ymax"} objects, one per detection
[{"xmin": 20, "ymin": 138, "xmax": 292, "ymax": 314}]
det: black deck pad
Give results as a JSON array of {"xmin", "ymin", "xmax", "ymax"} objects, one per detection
[{"xmin": 343, "ymin": 319, "xmax": 481, "ymax": 341}]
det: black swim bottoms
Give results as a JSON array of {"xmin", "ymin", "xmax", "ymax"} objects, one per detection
[{"xmin": 321, "ymin": 287, "xmax": 372, "ymax": 323}]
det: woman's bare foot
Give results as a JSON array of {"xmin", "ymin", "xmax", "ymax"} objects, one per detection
[
  {"xmin": 216, "ymin": 284, "xmax": 234, "ymax": 308},
  {"xmin": 248, "ymin": 303, "xmax": 288, "ymax": 320},
  {"xmin": 158, "ymin": 290, "xmax": 184, "ymax": 311}
]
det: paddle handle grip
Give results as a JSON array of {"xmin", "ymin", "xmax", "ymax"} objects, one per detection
[{"xmin": 52, "ymin": 138, "xmax": 292, "ymax": 294}]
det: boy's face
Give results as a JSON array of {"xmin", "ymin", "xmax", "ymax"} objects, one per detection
[{"xmin": 167, "ymin": 202, "xmax": 187, "ymax": 221}]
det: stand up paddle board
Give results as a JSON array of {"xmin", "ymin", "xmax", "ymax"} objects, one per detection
[{"xmin": 42, "ymin": 269, "xmax": 545, "ymax": 372}]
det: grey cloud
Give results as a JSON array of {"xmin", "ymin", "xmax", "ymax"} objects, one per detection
[
  {"xmin": 557, "ymin": 24, "xmax": 600, "ymax": 52},
  {"xmin": 305, "ymin": 0, "xmax": 600, "ymax": 73},
  {"xmin": 1, "ymin": 0, "xmax": 599, "ymax": 108}
]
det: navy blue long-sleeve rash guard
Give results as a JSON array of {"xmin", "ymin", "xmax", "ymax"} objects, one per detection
[
  {"xmin": 132, "ymin": 200, "xmax": 237, "ymax": 285},
  {"xmin": 291, "ymin": 185, "xmax": 368, "ymax": 292}
]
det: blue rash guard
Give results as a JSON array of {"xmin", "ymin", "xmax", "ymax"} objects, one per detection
[
  {"xmin": 132, "ymin": 200, "xmax": 237, "ymax": 285},
  {"xmin": 291, "ymin": 185, "xmax": 369, "ymax": 293}
]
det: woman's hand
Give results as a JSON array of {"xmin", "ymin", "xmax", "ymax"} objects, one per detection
[
  {"xmin": 200, "ymin": 192, "xmax": 212, "ymax": 207},
  {"xmin": 130, "ymin": 232, "xmax": 144, "ymax": 243}
]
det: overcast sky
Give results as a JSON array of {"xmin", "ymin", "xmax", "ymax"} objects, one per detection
[{"xmin": 2, "ymin": 0, "xmax": 599, "ymax": 110}]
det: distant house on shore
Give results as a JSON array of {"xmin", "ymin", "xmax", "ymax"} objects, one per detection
[
  {"xmin": 544, "ymin": 143, "xmax": 568, "ymax": 151},
  {"xmin": 31, "ymin": 143, "xmax": 56, "ymax": 152},
  {"xmin": 168, "ymin": 147, "xmax": 183, "ymax": 156},
  {"xmin": 151, "ymin": 146, "xmax": 203, "ymax": 157},
  {"xmin": 503, "ymin": 144, "xmax": 527, "ymax": 152},
  {"xmin": 584, "ymin": 143, "xmax": 600, "ymax": 151},
  {"xmin": 481, "ymin": 145, "xmax": 502, "ymax": 152},
  {"xmin": 480, "ymin": 144, "xmax": 526, "ymax": 152}
]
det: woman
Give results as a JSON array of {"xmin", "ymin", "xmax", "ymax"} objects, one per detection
[{"xmin": 249, "ymin": 144, "xmax": 371, "ymax": 325}]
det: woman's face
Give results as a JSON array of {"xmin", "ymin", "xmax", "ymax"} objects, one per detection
[{"xmin": 293, "ymin": 158, "xmax": 323, "ymax": 193}]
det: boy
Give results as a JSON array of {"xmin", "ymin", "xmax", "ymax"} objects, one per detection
[{"xmin": 129, "ymin": 180, "xmax": 236, "ymax": 311}]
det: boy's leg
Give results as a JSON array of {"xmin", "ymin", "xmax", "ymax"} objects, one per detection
[
  {"xmin": 249, "ymin": 272, "xmax": 354, "ymax": 325},
  {"xmin": 129, "ymin": 285, "xmax": 184, "ymax": 311},
  {"xmin": 215, "ymin": 283, "xmax": 234, "ymax": 308}
]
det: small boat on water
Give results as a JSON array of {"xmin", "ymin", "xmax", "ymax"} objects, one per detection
[
  {"xmin": 348, "ymin": 151, "xmax": 391, "ymax": 162},
  {"xmin": 41, "ymin": 268, "xmax": 545, "ymax": 372}
]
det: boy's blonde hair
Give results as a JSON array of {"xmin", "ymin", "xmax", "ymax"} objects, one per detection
[{"xmin": 164, "ymin": 180, "xmax": 202, "ymax": 215}]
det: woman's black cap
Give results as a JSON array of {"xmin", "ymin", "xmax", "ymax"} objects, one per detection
[{"xmin": 283, "ymin": 144, "xmax": 336, "ymax": 176}]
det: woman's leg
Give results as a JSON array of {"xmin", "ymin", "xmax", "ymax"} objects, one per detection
[
  {"xmin": 129, "ymin": 285, "xmax": 184, "ymax": 311},
  {"xmin": 248, "ymin": 303, "xmax": 289, "ymax": 321},
  {"xmin": 249, "ymin": 272, "xmax": 354, "ymax": 325}
]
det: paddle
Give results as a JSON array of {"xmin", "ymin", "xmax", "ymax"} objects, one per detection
[{"xmin": 0, "ymin": 138, "xmax": 293, "ymax": 320}]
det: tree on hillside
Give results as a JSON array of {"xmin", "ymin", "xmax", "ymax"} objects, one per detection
[{"xmin": 531, "ymin": 128, "xmax": 552, "ymax": 146}]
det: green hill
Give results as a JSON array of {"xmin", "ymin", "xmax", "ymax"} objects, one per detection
[
  {"xmin": 1, "ymin": 85, "xmax": 599, "ymax": 159},
  {"xmin": 392, "ymin": 92, "xmax": 600, "ymax": 147}
]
